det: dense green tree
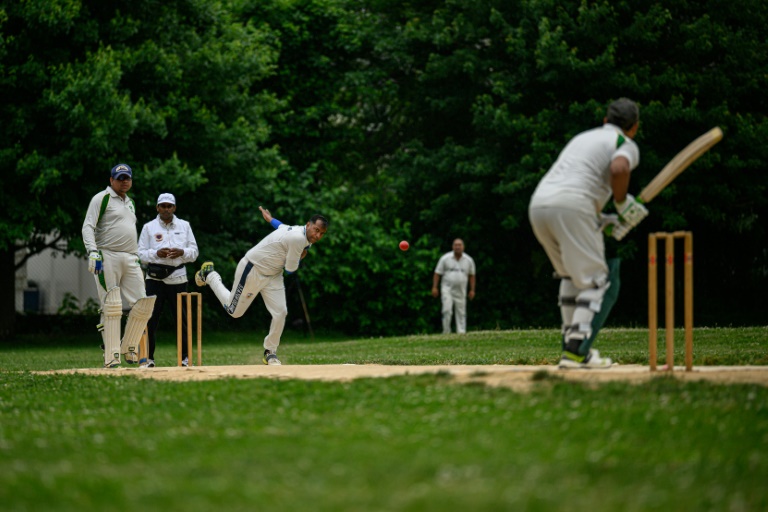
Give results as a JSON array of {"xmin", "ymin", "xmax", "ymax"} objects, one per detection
[
  {"xmin": 4, "ymin": 0, "xmax": 766, "ymax": 339},
  {"xmin": 0, "ymin": 0, "xmax": 282, "ymax": 337},
  {"xmin": 319, "ymin": 0, "xmax": 768, "ymax": 329},
  {"xmin": 233, "ymin": 0, "xmax": 443, "ymax": 334}
]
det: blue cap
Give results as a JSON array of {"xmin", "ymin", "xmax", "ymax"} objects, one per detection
[{"xmin": 111, "ymin": 163, "xmax": 132, "ymax": 179}]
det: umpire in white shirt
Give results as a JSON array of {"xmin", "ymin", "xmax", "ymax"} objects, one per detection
[{"xmin": 138, "ymin": 193, "xmax": 199, "ymax": 367}]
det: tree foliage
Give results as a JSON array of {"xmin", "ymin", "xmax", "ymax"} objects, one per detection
[
  {"xmin": 292, "ymin": 0, "xmax": 768, "ymax": 330},
  {"xmin": 0, "ymin": 0, "xmax": 284, "ymax": 335},
  {"xmin": 1, "ymin": 0, "xmax": 282, "ymax": 253},
  {"xmin": 2, "ymin": 0, "xmax": 766, "ymax": 338}
]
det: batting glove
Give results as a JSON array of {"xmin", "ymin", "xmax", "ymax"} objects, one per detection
[
  {"xmin": 598, "ymin": 213, "xmax": 620, "ymax": 233},
  {"xmin": 614, "ymin": 194, "xmax": 648, "ymax": 228},
  {"xmin": 88, "ymin": 251, "xmax": 103, "ymax": 275},
  {"xmin": 611, "ymin": 221, "xmax": 633, "ymax": 241}
]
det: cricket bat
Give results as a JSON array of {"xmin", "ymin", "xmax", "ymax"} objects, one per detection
[{"xmin": 638, "ymin": 126, "xmax": 723, "ymax": 203}]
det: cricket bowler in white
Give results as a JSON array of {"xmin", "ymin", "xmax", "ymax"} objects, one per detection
[
  {"xmin": 195, "ymin": 206, "xmax": 328, "ymax": 365},
  {"xmin": 529, "ymin": 98, "xmax": 648, "ymax": 369},
  {"xmin": 82, "ymin": 163, "xmax": 156, "ymax": 368}
]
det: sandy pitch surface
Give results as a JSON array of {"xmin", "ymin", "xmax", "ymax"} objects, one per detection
[{"xmin": 45, "ymin": 364, "xmax": 768, "ymax": 391}]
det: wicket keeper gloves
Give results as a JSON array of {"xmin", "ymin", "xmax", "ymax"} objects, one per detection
[
  {"xmin": 612, "ymin": 194, "xmax": 649, "ymax": 241},
  {"xmin": 88, "ymin": 251, "xmax": 103, "ymax": 275}
]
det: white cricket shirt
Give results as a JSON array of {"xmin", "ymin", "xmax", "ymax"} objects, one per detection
[
  {"xmin": 435, "ymin": 252, "xmax": 476, "ymax": 286},
  {"xmin": 82, "ymin": 186, "xmax": 138, "ymax": 254},
  {"xmin": 245, "ymin": 224, "xmax": 308, "ymax": 276},
  {"xmin": 530, "ymin": 123, "xmax": 640, "ymax": 215}
]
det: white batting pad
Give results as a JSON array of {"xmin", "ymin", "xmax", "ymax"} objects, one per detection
[
  {"xmin": 558, "ymin": 278, "xmax": 579, "ymax": 333},
  {"xmin": 121, "ymin": 296, "xmax": 156, "ymax": 358},
  {"xmin": 103, "ymin": 287, "xmax": 122, "ymax": 364},
  {"xmin": 568, "ymin": 282, "xmax": 610, "ymax": 342}
]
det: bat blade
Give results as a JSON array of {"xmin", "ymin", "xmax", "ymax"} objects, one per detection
[{"xmin": 638, "ymin": 127, "xmax": 723, "ymax": 203}]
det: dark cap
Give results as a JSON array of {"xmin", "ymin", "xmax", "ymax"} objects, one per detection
[{"xmin": 111, "ymin": 164, "xmax": 132, "ymax": 179}]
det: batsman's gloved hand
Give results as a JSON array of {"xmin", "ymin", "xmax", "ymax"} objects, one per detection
[
  {"xmin": 607, "ymin": 193, "xmax": 648, "ymax": 240},
  {"xmin": 614, "ymin": 193, "xmax": 649, "ymax": 228},
  {"xmin": 598, "ymin": 213, "xmax": 620, "ymax": 233},
  {"xmin": 611, "ymin": 221, "xmax": 633, "ymax": 241},
  {"xmin": 88, "ymin": 251, "xmax": 103, "ymax": 275},
  {"xmin": 600, "ymin": 213, "xmax": 630, "ymax": 239}
]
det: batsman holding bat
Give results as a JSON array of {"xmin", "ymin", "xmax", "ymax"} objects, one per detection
[
  {"xmin": 82, "ymin": 164, "xmax": 156, "ymax": 368},
  {"xmin": 528, "ymin": 98, "xmax": 647, "ymax": 369}
]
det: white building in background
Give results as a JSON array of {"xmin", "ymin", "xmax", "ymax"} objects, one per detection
[{"xmin": 15, "ymin": 247, "xmax": 100, "ymax": 315}]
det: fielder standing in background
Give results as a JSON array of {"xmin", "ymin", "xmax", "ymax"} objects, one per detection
[
  {"xmin": 138, "ymin": 193, "xmax": 199, "ymax": 368},
  {"xmin": 432, "ymin": 239, "xmax": 476, "ymax": 334},
  {"xmin": 194, "ymin": 206, "xmax": 328, "ymax": 365},
  {"xmin": 82, "ymin": 164, "xmax": 156, "ymax": 368},
  {"xmin": 528, "ymin": 98, "xmax": 648, "ymax": 369}
]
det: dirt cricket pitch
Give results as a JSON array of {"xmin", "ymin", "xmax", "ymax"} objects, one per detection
[{"xmin": 45, "ymin": 364, "xmax": 768, "ymax": 391}]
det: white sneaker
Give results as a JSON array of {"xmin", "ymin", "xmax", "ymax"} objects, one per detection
[
  {"xmin": 140, "ymin": 359, "xmax": 155, "ymax": 368},
  {"xmin": 263, "ymin": 350, "xmax": 281, "ymax": 366},
  {"xmin": 182, "ymin": 357, "xmax": 189, "ymax": 367},
  {"xmin": 584, "ymin": 349, "xmax": 613, "ymax": 368},
  {"xmin": 559, "ymin": 349, "xmax": 613, "ymax": 369}
]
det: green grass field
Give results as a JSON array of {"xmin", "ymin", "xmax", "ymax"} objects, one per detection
[{"xmin": 1, "ymin": 327, "xmax": 767, "ymax": 511}]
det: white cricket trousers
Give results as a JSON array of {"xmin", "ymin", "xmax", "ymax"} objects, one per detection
[
  {"xmin": 529, "ymin": 205, "xmax": 611, "ymax": 347},
  {"xmin": 93, "ymin": 250, "xmax": 146, "ymax": 307},
  {"xmin": 528, "ymin": 206, "xmax": 608, "ymax": 289},
  {"xmin": 441, "ymin": 283, "xmax": 468, "ymax": 334},
  {"xmin": 206, "ymin": 257, "xmax": 287, "ymax": 353}
]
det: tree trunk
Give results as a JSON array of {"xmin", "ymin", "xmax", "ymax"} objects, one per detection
[{"xmin": 0, "ymin": 248, "xmax": 16, "ymax": 340}]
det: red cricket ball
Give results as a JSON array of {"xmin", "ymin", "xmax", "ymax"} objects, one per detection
[{"xmin": 399, "ymin": 240, "xmax": 410, "ymax": 251}]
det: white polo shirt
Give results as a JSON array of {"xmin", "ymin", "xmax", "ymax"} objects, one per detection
[
  {"xmin": 530, "ymin": 123, "xmax": 640, "ymax": 215},
  {"xmin": 435, "ymin": 252, "xmax": 476, "ymax": 287},
  {"xmin": 245, "ymin": 224, "xmax": 308, "ymax": 276},
  {"xmin": 82, "ymin": 186, "xmax": 138, "ymax": 254}
]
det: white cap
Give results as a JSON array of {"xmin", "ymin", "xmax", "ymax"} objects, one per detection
[{"xmin": 157, "ymin": 193, "xmax": 176, "ymax": 205}]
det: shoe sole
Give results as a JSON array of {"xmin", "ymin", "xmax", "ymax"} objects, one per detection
[
  {"xmin": 196, "ymin": 262, "xmax": 214, "ymax": 287},
  {"xmin": 559, "ymin": 361, "xmax": 614, "ymax": 369}
]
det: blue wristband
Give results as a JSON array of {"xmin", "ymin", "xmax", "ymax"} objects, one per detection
[{"xmin": 270, "ymin": 219, "xmax": 282, "ymax": 229}]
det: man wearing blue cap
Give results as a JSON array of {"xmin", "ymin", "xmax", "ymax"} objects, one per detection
[{"xmin": 82, "ymin": 163, "xmax": 156, "ymax": 368}]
